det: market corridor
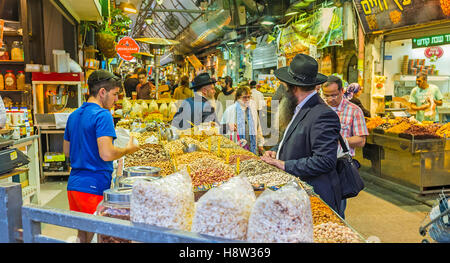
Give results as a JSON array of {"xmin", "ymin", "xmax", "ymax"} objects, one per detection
[{"xmin": 38, "ymin": 172, "xmax": 434, "ymax": 243}]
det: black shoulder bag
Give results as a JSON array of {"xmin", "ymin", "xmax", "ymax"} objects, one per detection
[{"xmin": 336, "ymin": 135, "xmax": 364, "ymax": 199}]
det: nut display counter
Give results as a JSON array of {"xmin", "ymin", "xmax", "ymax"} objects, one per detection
[
  {"xmin": 111, "ymin": 122, "xmax": 366, "ymax": 243},
  {"xmin": 356, "ymin": 125, "xmax": 450, "ymax": 194}
]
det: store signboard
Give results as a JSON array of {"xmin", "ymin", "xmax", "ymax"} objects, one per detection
[
  {"xmin": 412, "ymin": 33, "xmax": 450, "ymax": 48},
  {"xmin": 353, "ymin": 0, "xmax": 450, "ymax": 34},
  {"xmin": 115, "ymin": 37, "xmax": 140, "ymax": 61}
]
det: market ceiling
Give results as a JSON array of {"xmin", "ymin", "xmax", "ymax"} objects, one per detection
[{"xmin": 124, "ymin": 0, "xmax": 326, "ymax": 57}]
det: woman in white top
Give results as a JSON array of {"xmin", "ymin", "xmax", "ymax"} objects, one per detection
[{"xmin": 221, "ymin": 86, "xmax": 265, "ymax": 155}]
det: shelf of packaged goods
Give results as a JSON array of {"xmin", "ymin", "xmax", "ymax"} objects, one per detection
[{"xmin": 0, "ymin": 168, "xmax": 29, "ymax": 180}]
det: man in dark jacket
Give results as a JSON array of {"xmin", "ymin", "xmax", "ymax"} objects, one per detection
[
  {"xmin": 261, "ymin": 54, "xmax": 342, "ymax": 213},
  {"xmin": 171, "ymin": 72, "xmax": 235, "ymax": 133},
  {"xmin": 123, "ymin": 68, "xmax": 141, "ymax": 98}
]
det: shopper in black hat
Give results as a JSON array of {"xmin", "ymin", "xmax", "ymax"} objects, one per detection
[
  {"xmin": 260, "ymin": 54, "xmax": 342, "ymax": 213},
  {"xmin": 171, "ymin": 72, "xmax": 235, "ymax": 133}
]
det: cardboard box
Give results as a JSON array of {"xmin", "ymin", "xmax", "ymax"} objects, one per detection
[{"xmin": 44, "ymin": 152, "xmax": 65, "ymax": 162}]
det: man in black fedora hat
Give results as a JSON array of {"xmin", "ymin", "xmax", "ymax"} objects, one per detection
[
  {"xmin": 260, "ymin": 54, "xmax": 342, "ymax": 213},
  {"xmin": 171, "ymin": 72, "xmax": 234, "ymax": 133}
]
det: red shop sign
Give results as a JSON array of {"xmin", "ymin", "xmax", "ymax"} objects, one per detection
[
  {"xmin": 424, "ymin": 46, "xmax": 444, "ymax": 59},
  {"xmin": 116, "ymin": 36, "xmax": 140, "ymax": 61}
]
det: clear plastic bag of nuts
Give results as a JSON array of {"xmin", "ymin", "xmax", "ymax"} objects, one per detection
[
  {"xmin": 130, "ymin": 169, "xmax": 195, "ymax": 231},
  {"xmin": 191, "ymin": 175, "xmax": 256, "ymax": 240},
  {"xmin": 247, "ymin": 180, "xmax": 314, "ymax": 243}
]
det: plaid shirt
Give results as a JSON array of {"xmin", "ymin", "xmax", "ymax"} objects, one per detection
[{"xmin": 331, "ymin": 98, "xmax": 369, "ymax": 156}]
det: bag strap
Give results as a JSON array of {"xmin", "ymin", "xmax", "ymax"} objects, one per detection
[{"xmin": 338, "ymin": 134, "xmax": 350, "ymax": 154}]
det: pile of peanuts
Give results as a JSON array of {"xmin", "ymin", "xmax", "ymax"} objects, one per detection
[{"xmin": 313, "ymin": 222, "xmax": 362, "ymax": 243}]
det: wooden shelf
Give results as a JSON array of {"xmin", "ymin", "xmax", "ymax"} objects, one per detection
[
  {"xmin": 43, "ymin": 171, "xmax": 70, "ymax": 176},
  {"xmin": 0, "ymin": 60, "xmax": 25, "ymax": 65},
  {"xmin": 0, "ymin": 168, "xmax": 29, "ymax": 180}
]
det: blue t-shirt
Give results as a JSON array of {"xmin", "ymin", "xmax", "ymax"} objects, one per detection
[{"xmin": 64, "ymin": 102, "xmax": 117, "ymax": 196}]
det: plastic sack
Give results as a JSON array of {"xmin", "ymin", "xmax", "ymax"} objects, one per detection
[
  {"xmin": 114, "ymin": 128, "xmax": 139, "ymax": 148},
  {"xmin": 191, "ymin": 176, "xmax": 256, "ymax": 240},
  {"xmin": 149, "ymin": 100, "xmax": 159, "ymax": 113},
  {"xmin": 159, "ymin": 102, "xmax": 168, "ymax": 118},
  {"xmin": 169, "ymin": 101, "xmax": 178, "ymax": 118},
  {"xmin": 122, "ymin": 97, "xmax": 132, "ymax": 113},
  {"xmin": 130, "ymin": 169, "xmax": 195, "ymax": 231},
  {"xmin": 247, "ymin": 180, "xmax": 313, "ymax": 243}
]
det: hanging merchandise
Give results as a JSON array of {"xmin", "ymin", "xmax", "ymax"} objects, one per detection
[{"xmin": 311, "ymin": 7, "xmax": 344, "ymax": 49}]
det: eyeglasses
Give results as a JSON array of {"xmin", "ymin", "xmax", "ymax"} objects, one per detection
[{"xmin": 241, "ymin": 95, "xmax": 251, "ymax": 99}]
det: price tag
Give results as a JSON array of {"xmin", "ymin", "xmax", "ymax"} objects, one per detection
[{"xmin": 10, "ymin": 151, "xmax": 17, "ymax": 161}]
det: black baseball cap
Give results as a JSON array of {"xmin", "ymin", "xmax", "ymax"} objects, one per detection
[{"xmin": 88, "ymin": 70, "xmax": 121, "ymax": 86}]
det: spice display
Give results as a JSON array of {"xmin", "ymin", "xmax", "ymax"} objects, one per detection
[
  {"xmin": 125, "ymin": 143, "xmax": 169, "ymax": 167},
  {"xmin": 200, "ymin": 135, "xmax": 242, "ymax": 152},
  {"xmin": 175, "ymin": 151, "xmax": 222, "ymax": 166},
  {"xmin": 313, "ymin": 222, "xmax": 362, "ymax": 243},
  {"xmin": 116, "ymin": 119, "xmax": 133, "ymax": 129},
  {"xmin": 246, "ymin": 171, "xmax": 295, "ymax": 188},
  {"xmin": 130, "ymin": 172, "xmax": 195, "ymax": 231},
  {"xmin": 402, "ymin": 124, "xmax": 441, "ymax": 139},
  {"xmin": 247, "ymin": 181, "xmax": 314, "ymax": 243},
  {"xmin": 366, "ymin": 116, "xmax": 386, "ymax": 130},
  {"xmin": 385, "ymin": 120, "xmax": 411, "ymax": 134},
  {"xmin": 436, "ymin": 123, "xmax": 450, "ymax": 138},
  {"xmin": 235, "ymin": 159, "xmax": 280, "ymax": 177},
  {"xmin": 192, "ymin": 176, "xmax": 256, "ymax": 240},
  {"xmin": 310, "ymin": 196, "xmax": 343, "ymax": 226}
]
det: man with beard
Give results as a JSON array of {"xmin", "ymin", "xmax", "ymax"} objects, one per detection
[
  {"xmin": 217, "ymin": 76, "xmax": 236, "ymax": 113},
  {"xmin": 260, "ymin": 54, "xmax": 342, "ymax": 213},
  {"xmin": 172, "ymin": 72, "xmax": 235, "ymax": 133}
]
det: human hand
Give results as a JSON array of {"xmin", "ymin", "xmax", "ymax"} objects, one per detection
[
  {"xmin": 260, "ymin": 155, "xmax": 285, "ymax": 170},
  {"xmin": 126, "ymin": 136, "xmax": 140, "ymax": 154},
  {"xmin": 263, "ymin": 150, "xmax": 276, "ymax": 158}
]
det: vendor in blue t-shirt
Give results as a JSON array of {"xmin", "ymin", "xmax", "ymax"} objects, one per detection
[{"xmin": 63, "ymin": 70, "xmax": 139, "ymax": 243}]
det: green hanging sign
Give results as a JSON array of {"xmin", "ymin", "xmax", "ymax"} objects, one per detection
[{"xmin": 412, "ymin": 33, "xmax": 450, "ymax": 49}]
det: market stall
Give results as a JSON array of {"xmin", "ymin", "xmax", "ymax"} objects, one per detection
[
  {"xmin": 107, "ymin": 101, "xmax": 367, "ymax": 243},
  {"xmin": 358, "ymin": 117, "xmax": 450, "ymax": 194}
]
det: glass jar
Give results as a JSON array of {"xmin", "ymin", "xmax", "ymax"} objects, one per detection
[
  {"xmin": 96, "ymin": 188, "xmax": 132, "ymax": 243},
  {"xmin": 4, "ymin": 70, "xmax": 16, "ymax": 90},
  {"xmin": 0, "ymin": 41, "xmax": 9, "ymax": 60},
  {"xmin": 11, "ymin": 41, "xmax": 23, "ymax": 61},
  {"xmin": 16, "ymin": 71, "xmax": 25, "ymax": 90},
  {"xmin": 0, "ymin": 72, "xmax": 4, "ymax": 90}
]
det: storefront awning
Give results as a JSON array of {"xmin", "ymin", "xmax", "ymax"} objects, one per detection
[{"xmin": 55, "ymin": 0, "xmax": 104, "ymax": 22}]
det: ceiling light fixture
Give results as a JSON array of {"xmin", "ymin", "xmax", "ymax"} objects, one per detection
[
  {"xmin": 145, "ymin": 18, "xmax": 153, "ymax": 25},
  {"xmin": 119, "ymin": 1, "xmax": 138, "ymax": 14},
  {"xmin": 260, "ymin": 16, "xmax": 276, "ymax": 26},
  {"xmin": 285, "ymin": 11, "xmax": 299, "ymax": 16}
]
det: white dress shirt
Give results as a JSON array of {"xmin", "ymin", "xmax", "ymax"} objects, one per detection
[{"xmin": 276, "ymin": 91, "xmax": 317, "ymax": 159}]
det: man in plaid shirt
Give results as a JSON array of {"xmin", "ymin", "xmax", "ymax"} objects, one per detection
[{"xmin": 322, "ymin": 75, "xmax": 369, "ymax": 217}]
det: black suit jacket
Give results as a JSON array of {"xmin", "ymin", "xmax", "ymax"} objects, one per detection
[{"xmin": 271, "ymin": 93, "xmax": 341, "ymax": 211}]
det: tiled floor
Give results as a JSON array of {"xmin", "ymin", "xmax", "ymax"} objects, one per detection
[{"xmin": 38, "ymin": 174, "xmax": 437, "ymax": 243}]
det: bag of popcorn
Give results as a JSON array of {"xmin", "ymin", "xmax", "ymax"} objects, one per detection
[
  {"xmin": 191, "ymin": 175, "xmax": 256, "ymax": 240},
  {"xmin": 247, "ymin": 180, "xmax": 313, "ymax": 243},
  {"xmin": 130, "ymin": 169, "xmax": 195, "ymax": 231}
]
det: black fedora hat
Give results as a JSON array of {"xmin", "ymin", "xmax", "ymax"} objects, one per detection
[
  {"xmin": 274, "ymin": 54, "xmax": 327, "ymax": 87},
  {"xmin": 191, "ymin": 72, "xmax": 216, "ymax": 91}
]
